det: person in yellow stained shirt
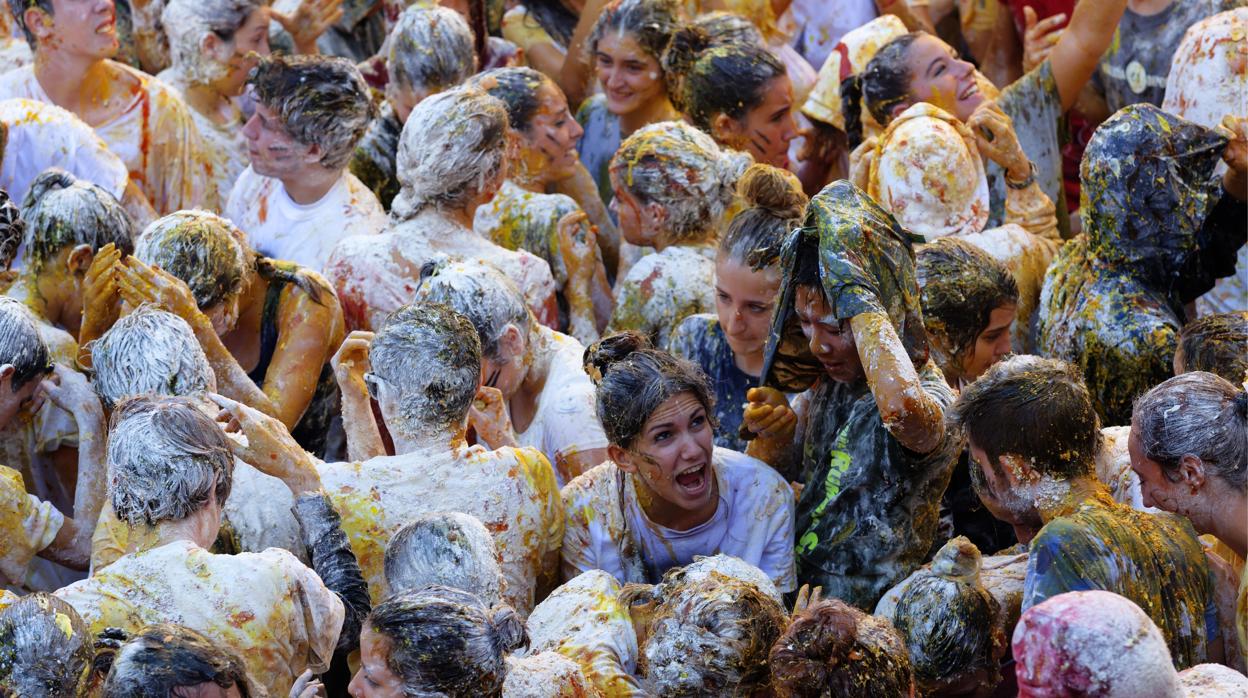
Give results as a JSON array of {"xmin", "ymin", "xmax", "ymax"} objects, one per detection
[
  {"xmin": 3, "ymin": 0, "xmax": 216, "ymax": 214},
  {"xmin": 248, "ymin": 301, "xmax": 565, "ymax": 614},
  {"xmin": 54, "ymin": 396, "xmax": 356, "ymax": 696}
]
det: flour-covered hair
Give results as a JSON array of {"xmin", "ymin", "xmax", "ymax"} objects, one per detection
[
  {"xmin": 391, "ymin": 86, "xmax": 509, "ymax": 219},
  {"xmin": 249, "ymin": 53, "xmax": 377, "ymax": 170},
  {"xmin": 91, "ymin": 306, "xmax": 214, "ymax": 409},
  {"xmin": 162, "ymin": 0, "xmax": 270, "ymax": 86},
  {"xmin": 415, "ymin": 261, "xmax": 530, "ymax": 360},
  {"xmin": 0, "ymin": 296, "xmax": 51, "ymax": 391},
  {"xmin": 0, "ymin": 593, "xmax": 92, "ymax": 695},
  {"xmin": 135, "ymin": 211, "xmax": 250, "ymax": 310},
  {"xmin": 372, "ymin": 302, "xmax": 482, "ymax": 438},
  {"xmin": 389, "ymin": 5, "xmax": 476, "ymax": 95},
  {"xmin": 385, "ymin": 511, "xmax": 504, "ymax": 607},
  {"xmin": 22, "ymin": 168, "xmax": 135, "ymax": 273},
  {"xmin": 611, "ymin": 120, "xmax": 751, "ymax": 243},
  {"xmin": 107, "ymin": 395, "xmax": 234, "ymax": 527},
  {"xmin": 1135, "ymin": 372, "xmax": 1247, "ymax": 490},
  {"xmin": 101, "ymin": 624, "xmax": 256, "ymax": 698}
]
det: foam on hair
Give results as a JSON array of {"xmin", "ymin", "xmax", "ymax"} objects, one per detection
[
  {"xmin": 0, "ymin": 295, "xmax": 50, "ymax": 391},
  {"xmin": 162, "ymin": 0, "xmax": 269, "ymax": 86},
  {"xmin": 134, "ymin": 210, "xmax": 249, "ymax": 310},
  {"xmin": 0, "ymin": 593, "xmax": 92, "ymax": 695},
  {"xmin": 384, "ymin": 511, "xmax": 505, "ymax": 606},
  {"xmin": 91, "ymin": 305, "xmax": 214, "ymax": 409},
  {"xmin": 414, "ymin": 260, "xmax": 530, "ymax": 360},
  {"xmin": 22, "ymin": 168, "xmax": 135, "ymax": 273},
  {"xmin": 388, "ymin": 5, "xmax": 477, "ymax": 94}
]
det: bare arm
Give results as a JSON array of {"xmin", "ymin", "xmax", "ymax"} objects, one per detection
[
  {"xmin": 331, "ymin": 331, "xmax": 386, "ymax": 462},
  {"xmin": 552, "ymin": 162, "xmax": 620, "ymax": 278},
  {"xmin": 554, "ymin": 0, "xmax": 611, "ymax": 111},
  {"xmin": 850, "ymin": 312, "xmax": 944, "ymax": 454},
  {"xmin": 120, "ymin": 181, "xmax": 156, "ymax": 231},
  {"xmin": 1046, "ymin": 0, "xmax": 1129, "ymax": 111},
  {"xmin": 39, "ymin": 366, "xmax": 107, "ymax": 570},
  {"xmin": 114, "ymin": 257, "xmax": 281, "ymax": 419},
  {"xmin": 558, "ymin": 211, "xmax": 604, "ymax": 345},
  {"xmin": 876, "ymin": 0, "xmax": 937, "ymax": 34},
  {"xmin": 258, "ymin": 276, "xmax": 345, "ymax": 428}
]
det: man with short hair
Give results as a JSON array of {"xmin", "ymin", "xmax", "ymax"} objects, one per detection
[
  {"xmin": 54, "ymin": 394, "xmax": 356, "ymax": 696},
  {"xmin": 951, "ymin": 354, "xmax": 1221, "ymax": 669},
  {"xmin": 1, "ymin": 0, "xmax": 214, "ymax": 215},
  {"xmin": 226, "ymin": 53, "xmax": 385, "ymax": 272}
]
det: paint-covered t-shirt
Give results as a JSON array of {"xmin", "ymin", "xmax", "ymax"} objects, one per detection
[
  {"xmin": 0, "ymin": 62, "xmax": 216, "ymax": 215},
  {"xmin": 475, "ymin": 178, "xmax": 581, "ymax": 291},
  {"xmin": 1023, "ymin": 491, "xmax": 1219, "ymax": 670},
  {"xmin": 794, "ymin": 363, "xmax": 961, "ymax": 610},
  {"xmin": 0, "ymin": 465, "xmax": 62, "ymax": 587},
  {"xmin": 516, "ymin": 326, "xmax": 609, "ymax": 485},
  {"xmin": 608, "ymin": 244, "xmax": 717, "ymax": 349},
  {"xmin": 55, "ymin": 539, "xmax": 344, "ymax": 695},
  {"xmin": 226, "ymin": 167, "xmax": 387, "ymax": 274},
  {"xmin": 561, "ymin": 447, "xmax": 797, "ymax": 592},
  {"xmin": 156, "ymin": 69, "xmax": 249, "ymax": 202},
  {"xmin": 316, "ymin": 441, "xmax": 563, "ymax": 614},
  {"xmin": 526, "ymin": 569, "xmax": 644, "ymax": 697},
  {"xmin": 0, "ymin": 98, "xmax": 128, "ymax": 208},
  {"xmin": 991, "ymin": 60, "xmax": 1068, "ymax": 234},
  {"xmin": 1093, "ymin": 0, "xmax": 1237, "ymax": 113},
  {"xmin": 575, "ymin": 95, "xmax": 620, "ymax": 210},
  {"xmin": 668, "ymin": 314, "xmax": 756, "ymax": 452}
]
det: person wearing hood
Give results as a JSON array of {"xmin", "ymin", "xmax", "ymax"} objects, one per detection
[
  {"xmin": 742, "ymin": 179, "xmax": 961, "ymax": 610},
  {"xmin": 1039, "ymin": 104, "xmax": 1248, "ymax": 426}
]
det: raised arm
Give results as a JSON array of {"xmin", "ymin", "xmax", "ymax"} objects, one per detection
[
  {"xmin": 1044, "ymin": 0, "xmax": 1129, "ymax": 111},
  {"xmin": 849, "ymin": 312, "xmax": 944, "ymax": 454},
  {"xmin": 258, "ymin": 273, "xmax": 346, "ymax": 428},
  {"xmin": 39, "ymin": 366, "xmax": 107, "ymax": 570},
  {"xmin": 331, "ymin": 331, "xmax": 388, "ymax": 462}
]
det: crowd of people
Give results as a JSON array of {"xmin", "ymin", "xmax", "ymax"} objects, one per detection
[{"xmin": 0, "ymin": 0, "xmax": 1244, "ymax": 695}]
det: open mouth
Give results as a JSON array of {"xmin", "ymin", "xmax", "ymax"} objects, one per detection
[
  {"xmin": 96, "ymin": 19, "xmax": 116, "ymax": 35},
  {"xmin": 958, "ymin": 82, "xmax": 979, "ymax": 101},
  {"xmin": 608, "ymin": 89, "xmax": 634, "ymax": 103},
  {"xmin": 674, "ymin": 462, "xmax": 710, "ymax": 498}
]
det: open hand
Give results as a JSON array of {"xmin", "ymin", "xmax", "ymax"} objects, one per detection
[
  {"xmin": 331, "ymin": 330, "xmax": 374, "ymax": 397},
  {"xmin": 272, "ymin": 0, "xmax": 343, "ymax": 55},
  {"xmin": 468, "ymin": 386, "xmax": 517, "ymax": 449},
  {"xmin": 1022, "ymin": 7, "xmax": 1066, "ymax": 73},
  {"xmin": 114, "ymin": 256, "xmax": 203, "ymax": 321},
  {"xmin": 211, "ymin": 393, "xmax": 321, "ymax": 496},
  {"xmin": 39, "ymin": 365, "xmax": 103, "ymax": 420}
]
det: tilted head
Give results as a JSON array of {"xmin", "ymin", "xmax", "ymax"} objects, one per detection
[
  {"xmin": 9, "ymin": 0, "xmax": 121, "ymax": 59},
  {"xmin": 387, "ymin": 5, "xmax": 476, "ymax": 122},
  {"xmin": 588, "ymin": 0, "xmax": 681, "ymax": 118},
  {"xmin": 107, "ymin": 395, "xmax": 234, "ymax": 528},
  {"xmin": 162, "ymin": 0, "xmax": 271, "ymax": 91},
  {"xmin": 469, "ymin": 67, "xmax": 584, "ymax": 182},
  {"xmin": 22, "ymin": 168, "xmax": 135, "ymax": 276}
]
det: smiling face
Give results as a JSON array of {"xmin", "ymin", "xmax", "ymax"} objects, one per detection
[
  {"xmin": 207, "ymin": 8, "xmax": 271, "ymax": 96},
  {"xmin": 241, "ymin": 100, "xmax": 319, "ymax": 179},
  {"xmin": 595, "ymin": 31, "xmax": 666, "ymax": 117},
  {"xmin": 901, "ymin": 34, "xmax": 984, "ymax": 123},
  {"xmin": 793, "ymin": 285, "xmax": 864, "ymax": 385},
  {"xmin": 611, "ymin": 391, "xmax": 717, "ymax": 527},
  {"xmin": 609, "ymin": 167, "xmax": 660, "ymax": 246},
  {"xmin": 348, "ymin": 625, "xmax": 406, "ymax": 697},
  {"xmin": 715, "ymin": 256, "xmax": 779, "ymax": 373},
  {"xmin": 516, "ymin": 81, "xmax": 585, "ymax": 183},
  {"xmin": 37, "ymin": 0, "xmax": 118, "ymax": 59},
  {"xmin": 719, "ymin": 75, "xmax": 798, "ymax": 170}
]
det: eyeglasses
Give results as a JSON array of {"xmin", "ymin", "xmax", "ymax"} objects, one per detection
[{"xmin": 363, "ymin": 372, "xmax": 386, "ymax": 400}]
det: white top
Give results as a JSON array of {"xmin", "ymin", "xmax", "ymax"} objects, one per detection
[
  {"xmin": 0, "ymin": 62, "xmax": 216, "ymax": 214},
  {"xmin": 518, "ymin": 326, "xmax": 609, "ymax": 485},
  {"xmin": 0, "ymin": 465, "xmax": 63, "ymax": 587},
  {"xmin": 790, "ymin": 0, "xmax": 879, "ymax": 70},
  {"xmin": 0, "ymin": 98, "xmax": 128, "ymax": 205},
  {"xmin": 561, "ymin": 447, "xmax": 797, "ymax": 592},
  {"xmin": 226, "ymin": 166, "xmax": 387, "ymax": 273},
  {"xmin": 55, "ymin": 539, "xmax": 344, "ymax": 696}
]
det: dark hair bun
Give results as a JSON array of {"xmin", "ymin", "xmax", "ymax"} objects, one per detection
[
  {"xmin": 583, "ymin": 331, "xmax": 652, "ymax": 384},
  {"xmin": 662, "ymin": 24, "xmax": 712, "ymax": 81},
  {"xmin": 738, "ymin": 164, "xmax": 808, "ymax": 220},
  {"xmin": 1235, "ymin": 390, "xmax": 1248, "ymax": 419},
  {"xmin": 489, "ymin": 605, "xmax": 529, "ymax": 653}
]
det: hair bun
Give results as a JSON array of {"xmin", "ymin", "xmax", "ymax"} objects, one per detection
[
  {"xmin": 662, "ymin": 24, "xmax": 712, "ymax": 80},
  {"xmin": 737, "ymin": 164, "xmax": 808, "ymax": 220},
  {"xmin": 1235, "ymin": 390, "xmax": 1248, "ymax": 419},
  {"xmin": 489, "ymin": 605, "xmax": 529, "ymax": 653},
  {"xmin": 583, "ymin": 331, "xmax": 652, "ymax": 384}
]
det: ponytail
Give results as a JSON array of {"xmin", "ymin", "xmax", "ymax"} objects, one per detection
[{"xmin": 840, "ymin": 74, "xmax": 865, "ymax": 150}]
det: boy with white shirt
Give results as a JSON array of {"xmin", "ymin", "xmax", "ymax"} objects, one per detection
[{"xmin": 226, "ymin": 53, "xmax": 385, "ymax": 272}]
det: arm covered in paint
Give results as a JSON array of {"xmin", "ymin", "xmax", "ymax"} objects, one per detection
[
  {"xmin": 293, "ymin": 493, "xmax": 370, "ymax": 653},
  {"xmin": 331, "ymin": 331, "xmax": 387, "ymax": 462},
  {"xmin": 850, "ymin": 312, "xmax": 945, "ymax": 454},
  {"xmin": 1042, "ymin": 0, "xmax": 1129, "ymax": 112},
  {"xmin": 39, "ymin": 365, "xmax": 108, "ymax": 570}
]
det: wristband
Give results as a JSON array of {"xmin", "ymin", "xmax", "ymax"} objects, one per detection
[{"xmin": 1005, "ymin": 161, "xmax": 1037, "ymax": 190}]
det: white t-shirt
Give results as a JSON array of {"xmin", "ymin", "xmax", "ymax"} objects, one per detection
[
  {"xmin": 561, "ymin": 447, "xmax": 797, "ymax": 592},
  {"xmin": 790, "ymin": 0, "xmax": 879, "ymax": 70},
  {"xmin": 226, "ymin": 166, "xmax": 387, "ymax": 273},
  {"xmin": 518, "ymin": 326, "xmax": 609, "ymax": 485},
  {"xmin": 55, "ymin": 539, "xmax": 344, "ymax": 696},
  {"xmin": 0, "ymin": 464, "xmax": 63, "ymax": 588},
  {"xmin": 0, "ymin": 98, "xmax": 128, "ymax": 206}
]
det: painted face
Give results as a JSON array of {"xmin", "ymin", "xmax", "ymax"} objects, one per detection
[
  {"xmin": 620, "ymin": 392, "xmax": 716, "ymax": 515},
  {"xmin": 348, "ymin": 625, "xmax": 407, "ymax": 697},
  {"xmin": 241, "ymin": 100, "xmax": 317, "ymax": 179},
  {"xmin": 714, "ymin": 256, "xmax": 779, "ymax": 371},
  {"xmin": 43, "ymin": 0, "xmax": 118, "ymax": 59},
  {"xmin": 967, "ymin": 444, "xmax": 1043, "ymax": 529},
  {"xmin": 733, "ymin": 75, "xmax": 798, "ymax": 170},
  {"xmin": 479, "ymin": 331, "xmax": 527, "ymax": 402},
  {"xmin": 959, "ymin": 304, "xmax": 1015, "ymax": 382},
  {"xmin": 793, "ymin": 285, "xmax": 863, "ymax": 384},
  {"xmin": 595, "ymin": 31, "xmax": 666, "ymax": 117},
  {"xmin": 902, "ymin": 34, "xmax": 983, "ymax": 123},
  {"xmin": 517, "ymin": 81, "xmax": 585, "ymax": 182},
  {"xmin": 609, "ymin": 168, "xmax": 652, "ymax": 246}
]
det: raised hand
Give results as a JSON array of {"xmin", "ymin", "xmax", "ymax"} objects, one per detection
[
  {"xmin": 113, "ymin": 256, "xmax": 203, "ymax": 321},
  {"xmin": 468, "ymin": 386, "xmax": 518, "ymax": 449},
  {"xmin": 742, "ymin": 387, "xmax": 797, "ymax": 442},
  {"xmin": 557, "ymin": 210, "xmax": 598, "ymax": 283},
  {"xmin": 967, "ymin": 101, "xmax": 1030, "ymax": 182},
  {"xmin": 210, "ymin": 393, "xmax": 322, "ymax": 496},
  {"xmin": 272, "ymin": 0, "xmax": 344, "ymax": 55},
  {"xmin": 1022, "ymin": 7, "xmax": 1066, "ymax": 73},
  {"xmin": 331, "ymin": 330, "xmax": 374, "ymax": 397}
]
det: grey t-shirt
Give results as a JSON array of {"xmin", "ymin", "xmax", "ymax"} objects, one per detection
[
  {"xmin": 1093, "ymin": 0, "xmax": 1238, "ymax": 113},
  {"xmin": 990, "ymin": 60, "xmax": 1070, "ymax": 235}
]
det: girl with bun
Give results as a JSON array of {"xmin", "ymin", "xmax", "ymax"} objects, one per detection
[
  {"xmin": 662, "ymin": 22, "xmax": 799, "ymax": 170},
  {"xmin": 560, "ymin": 331, "xmax": 796, "ymax": 592},
  {"xmin": 349, "ymin": 586, "xmax": 528, "ymax": 697},
  {"xmin": 668, "ymin": 164, "xmax": 807, "ymax": 451},
  {"xmin": 605, "ymin": 120, "xmax": 752, "ymax": 348}
]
